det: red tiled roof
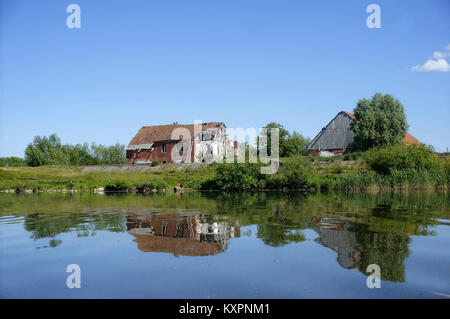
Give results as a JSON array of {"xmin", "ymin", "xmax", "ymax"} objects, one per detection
[
  {"xmin": 342, "ymin": 111, "xmax": 356, "ymax": 119},
  {"xmin": 128, "ymin": 122, "xmax": 224, "ymax": 145},
  {"xmin": 342, "ymin": 111, "xmax": 420, "ymax": 145},
  {"xmin": 403, "ymin": 132, "xmax": 420, "ymax": 145}
]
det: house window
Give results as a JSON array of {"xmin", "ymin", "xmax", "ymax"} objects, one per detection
[
  {"xmin": 162, "ymin": 144, "xmax": 167, "ymax": 153},
  {"xmin": 176, "ymin": 223, "xmax": 184, "ymax": 237}
]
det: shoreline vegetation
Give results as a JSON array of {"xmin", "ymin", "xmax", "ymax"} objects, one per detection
[
  {"xmin": 1, "ymin": 94, "xmax": 448, "ymax": 194},
  {"xmin": 1, "ymin": 145, "xmax": 449, "ymax": 194}
]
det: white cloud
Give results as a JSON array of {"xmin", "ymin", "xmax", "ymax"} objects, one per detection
[
  {"xmin": 411, "ymin": 58, "xmax": 450, "ymax": 72},
  {"xmin": 432, "ymin": 51, "xmax": 450, "ymax": 59},
  {"xmin": 412, "ymin": 44, "xmax": 450, "ymax": 72}
]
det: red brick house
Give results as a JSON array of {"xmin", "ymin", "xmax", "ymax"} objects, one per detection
[
  {"xmin": 126, "ymin": 122, "xmax": 236, "ymax": 164},
  {"xmin": 126, "ymin": 213, "xmax": 240, "ymax": 256}
]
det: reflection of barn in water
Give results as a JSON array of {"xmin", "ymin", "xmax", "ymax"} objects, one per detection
[
  {"xmin": 126, "ymin": 213, "xmax": 240, "ymax": 256},
  {"xmin": 311, "ymin": 217, "xmax": 361, "ymax": 270},
  {"xmin": 311, "ymin": 216, "xmax": 414, "ymax": 283}
]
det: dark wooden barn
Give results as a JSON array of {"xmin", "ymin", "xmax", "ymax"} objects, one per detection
[{"xmin": 307, "ymin": 111, "xmax": 420, "ymax": 156}]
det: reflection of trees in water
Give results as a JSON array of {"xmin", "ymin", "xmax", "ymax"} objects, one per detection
[
  {"xmin": 15, "ymin": 191, "xmax": 447, "ymax": 274},
  {"xmin": 23, "ymin": 212, "xmax": 126, "ymax": 248},
  {"xmin": 257, "ymin": 224, "xmax": 306, "ymax": 247},
  {"xmin": 256, "ymin": 205, "xmax": 307, "ymax": 247},
  {"xmin": 312, "ymin": 217, "xmax": 411, "ymax": 283},
  {"xmin": 355, "ymin": 227, "xmax": 410, "ymax": 283}
]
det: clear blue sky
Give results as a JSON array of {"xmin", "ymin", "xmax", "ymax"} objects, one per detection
[{"xmin": 1, "ymin": 0, "xmax": 449, "ymax": 156}]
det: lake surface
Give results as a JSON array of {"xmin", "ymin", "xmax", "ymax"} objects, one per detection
[{"xmin": 0, "ymin": 192, "xmax": 449, "ymax": 298}]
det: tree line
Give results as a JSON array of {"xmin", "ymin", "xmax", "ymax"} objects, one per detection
[
  {"xmin": 2, "ymin": 134, "xmax": 126, "ymax": 167},
  {"xmin": 0, "ymin": 93, "xmax": 438, "ymax": 167}
]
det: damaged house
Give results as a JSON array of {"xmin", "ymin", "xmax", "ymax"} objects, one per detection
[
  {"xmin": 126, "ymin": 122, "xmax": 238, "ymax": 164},
  {"xmin": 307, "ymin": 111, "xmax": 420, "ymax": 156}
]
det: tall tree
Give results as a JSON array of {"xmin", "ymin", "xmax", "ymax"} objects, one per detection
[
  {"xmin": 259, "ymin": 122, "xmax": 310, "ymax": 157},
  {"xmin": 351, "ymin": 93, "xmax": 408, "ymax": 150}
]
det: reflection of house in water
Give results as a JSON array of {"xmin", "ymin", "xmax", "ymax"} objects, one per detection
[
  {"xmin": 311, "ymin": 217, "xmax": 360, "ymax": 270},
  {"xmin": 126, "ymin": 213, "xmax": 240, "ymax": 257}
]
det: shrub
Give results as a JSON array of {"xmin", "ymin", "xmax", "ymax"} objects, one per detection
[
  {"xmin": 365, "ymin": 144, "xmax": 442, "ymax": 175},
  {"xmin": 197, "ymin": 177, "xmax": 219, "ymax": 190},
  {"xmin": 104, "ymin": 179, "xmax": 131, "ymax": 192},
  {"xmin": 213, "ymin": 163, "xmax": 261, "ymax": 191},
  {"xmin": 307, "ymin": 174, "xmax": 336, "ymax": 191},
  {"xmin": 279, "ymin": 156, "xmax": 315, "ymax": 189},
  {"xmin": 266, "ymin": 175, "xmax": 285, "ymax": 190},
  {"xmin": 331, "ymin": 164, "xmax": 344, "ymax": 174},
  {"xmin": 335, "ymin": 171, "xmax": 380, "ymax": 190},
  {"xmin": 135, "ymin": 181, "xmax": 168, "ymax": 191},
  {"xmin": 151, "ymin": 161, "xmax": 159, "ymax": 167}
]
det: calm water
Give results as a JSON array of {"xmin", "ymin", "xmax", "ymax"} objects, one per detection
[{"xmin": 0, "ymin": 192, "xmax": 449, "ymax": 298}]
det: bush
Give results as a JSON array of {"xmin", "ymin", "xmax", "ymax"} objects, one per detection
[
  {"xmin": 266, "ymin": 174, "xmax": 285, "ymax": 190},
  {"xmin": 196, "ymin": 177, "xmax": 219, "ymax": 190},
  {"xmin": 279, "ymin": 156, "xmax": 315, "ymax": 189},
  {"xmin": 365, "ymin": 144, "xmax": 442, "ymax": 175},
  {"xmin": 213, "ymin": 163, "xmax": 262, "ymax": 191},
  {"xmin": 135, "ymin": 181, "xmax": 167, "ymax": 191},
  {"xmin": 151, "ymin": 161, "xmax": 159, "ymax": 167},
  {"xmin": 331, "ymin": 164, "xmax": 343, "ymax": 174},
  {"xmin": 104, "ymin": 179, "xmax": 131, "ymax": 192},
  {"xmin": 336, "ymin": 171, "xmax": 380, "ymax": 190}
]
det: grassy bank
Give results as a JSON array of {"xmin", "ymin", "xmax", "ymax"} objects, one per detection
[
  {"xmin": 1, "ymin": 159, "xmax": 448, "ymax": 193},
  {"xmin": 0, "ymin": 165, "xmax": 215, "ymax": 192},
  {"xmin": 1, "ymin": 145, "xmax": 448, "ymax": 192}
]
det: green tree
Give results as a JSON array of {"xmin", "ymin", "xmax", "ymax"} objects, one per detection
[
  {"xmin": 259, "ymin": 122, "xmax": 310, "ymax": 157},
  {"xmin": 285, "ymin": 131, "xmax": 310, "ymax": 157},
  {"xmin": 24, "ymin": 134, "xmax": 126, "ymax": 166},
  {"xmin": 279, "ymin": 155, "xmax": 315, "ymax": 189},
  {"xmin": 352, "ymin": 93, "xmax": 408, "ymax": 150},
  {"xmin": 0, "ymin": 157, "xmax": 25, "ymax": 167},
  {"xmin": 25, "ymin": 134, "xmax": 66, "ymax": 166}
]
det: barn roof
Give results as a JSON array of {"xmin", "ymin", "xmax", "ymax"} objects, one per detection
[
  {"xmin": 308, "ymin": 110, "xmax": 420, "ymax": 150},
  {"xmin": 342, "ymin": 111, "xmax": 356, "ymax": 120},
  {"xmin": 128, "ymin": 122, "xmax": 224, "ymax": 146},
  {"xmin": 403, "ymin": 132, "xmax": 420, "ymax": 145}
]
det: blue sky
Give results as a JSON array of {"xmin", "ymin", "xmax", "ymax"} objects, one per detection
[{"xmin": 1, "ymin": 0, "xmax": 449, "ymax": 156}]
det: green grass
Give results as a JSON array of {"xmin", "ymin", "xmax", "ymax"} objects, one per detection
[
  {"xmin": 1, "ymin": 160, "xmax": 448, "ymax": 192},
  {"xmin": 0, "ymin": 165, "xmax": 215, "ymax": 191}
]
